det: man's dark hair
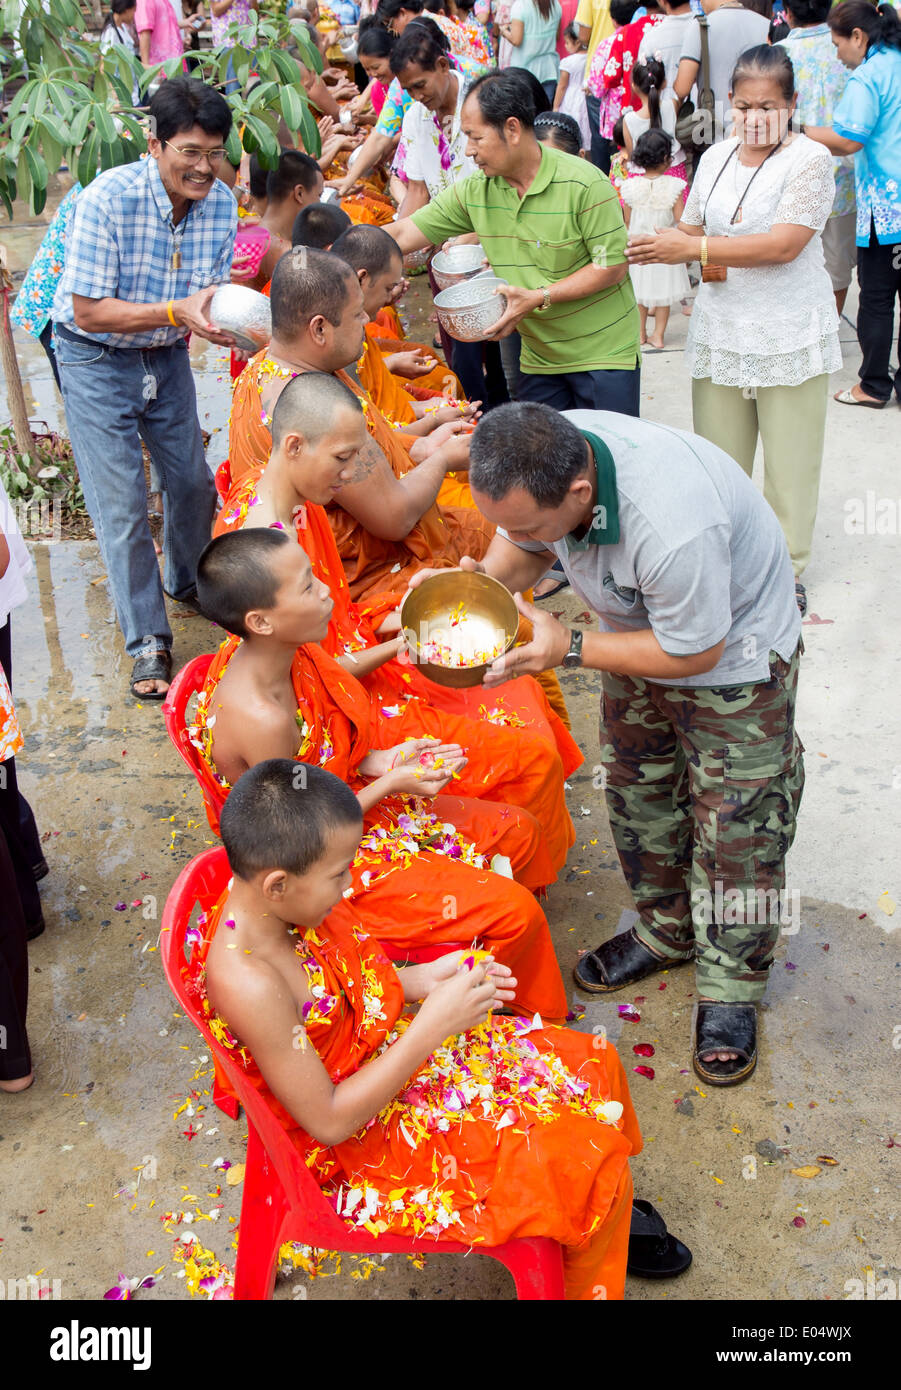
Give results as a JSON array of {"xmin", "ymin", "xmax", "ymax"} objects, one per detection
[
  {"xmin": 291, "ymin": 201, "xmax": 352, "ymax": 249},
  {"xmin": 504, "ymin": 66, "xmax": 551, "ymax": 114},
  {"xmin": 389, "ymin": 16, "xmax": 450, "ymax": 73},
  {"xmin": 330, "ymin": 224, "xmax": 402, "ymax": 278},
  {"xmin": 464, "ymin": 70, "xmax": 537, "ymax": 134},
  {"xmin": 267, "ymin": 148, "xmax": 321, "ymax": 203},
  {"xmin": 782, "ymin": 0, "xmax": 830, "ymax": 22},
  {"xmin": 610, "ymin": 0, "xmax": 640, "ymax": 24},
  {"xmin": 221, "ymin": 760, "xmax": 362, "ymax": 882},
  {"xmin": 470, "ymin": 402, "xmax": 590, "ymax": 508},
  {"xmin": 248, "ymin": 154, "xmax": 269, "ymax": 200},
  {"xmin": 150, "ymin": 77, "xmax": 232, "ymax": 145},
  {"xmin": 375, "ymin": 0, "xmax": 423, "ymax": 23},
  {"xmin": 270, "ymin": 245, "xmax": 356, "ymax": 335},
  {"xmin": 196, "ymin": 529, "xmax": 292, "ymax": 639},
  {"xmin": 270, "ymin": 370, "xmax": 363, "ymax": 449}
]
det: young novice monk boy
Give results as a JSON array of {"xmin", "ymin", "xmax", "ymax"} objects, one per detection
[
  {"xmin": 216, "ymin": 371, "xmax": 580, "ymax": 759},
  {"xmin": 192, "ymin": 528, "xmax": 569, "ymax": 1018},
  {"xmin": 203, "ymin": 758, "xmax": 643, "ymax": 1298}
]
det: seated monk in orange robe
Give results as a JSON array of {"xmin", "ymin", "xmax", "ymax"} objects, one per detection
[
  {"xmin": 191, "ymin": 529, "xmax": 569, "ymax": 1020},
  {"xmin": 329, "ymin": 224, "xmax": 474, "ymax": 511},
  {"xmin": 370, "ymin": 299, "xmax": 465, "ymax": 405},
  {"xmin": 214, "ymin": 373, "xmax": 582, "ymax": 798},
  {"xmin": 197, "ymin": 759, "xmax": 643, "ymax": 1299},
  {"xmin": 226, "ymin": 258, "xmax": 571, "ymax": 727}
]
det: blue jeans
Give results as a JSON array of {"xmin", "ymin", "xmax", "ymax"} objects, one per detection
[
  {"xmin": 54, "ymin": 329, "xmax": 216, "ymax": 659},
  {"xmin": 517, "ymin": 365, "xmax": 641, "ymax": 416}
]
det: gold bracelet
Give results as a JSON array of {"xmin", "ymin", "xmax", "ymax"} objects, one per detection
[
  {"xmin": 700, "ymin": 236, "xmax": 708, "ymax": 268},
  {"xmin": 166, "ymin": 300, "xmax": 178, "ymax": 327}
]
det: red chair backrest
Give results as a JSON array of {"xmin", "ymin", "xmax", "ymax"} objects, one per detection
[
  {"xmin": 163, "ymin": 654, "xmax": 225, "ymax": 833},
  {"xmin": 160, "ymin": 849, "xmax": 382, "ymax": 1249}
]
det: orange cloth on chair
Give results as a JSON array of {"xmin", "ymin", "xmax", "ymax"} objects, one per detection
[
  {"xmin": 193, "ymin": 900, "xmax": 641, "ymax": 1294},
  {"xmin": 192, "ymin": 636, "xmax": 569, "ymax": 1018},
  {"xmin": 214, "ymin": 469, "xmax": 582, "ymax": 782}
]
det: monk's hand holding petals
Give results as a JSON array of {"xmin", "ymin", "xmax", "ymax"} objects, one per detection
[
  {"xmin": 417, "ymin": 962, "xmax": 498, "ymax": 1041},
  {"xmin": 483, "ymin": 593, "xmax": 571, "ymax": 687}
]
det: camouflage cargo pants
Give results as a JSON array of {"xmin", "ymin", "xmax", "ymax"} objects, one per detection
[{"xmin": 599, "ymin": 645, "xmax": 804, "ymax": 1003}]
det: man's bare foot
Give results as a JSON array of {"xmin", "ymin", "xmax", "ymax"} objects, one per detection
[
  {"xmin": 648, "ymin": 336, "xmax": 665, "ymax": 350},
  {"xmin": 0, "ymin": 1072, "xmax": 34, "ymax": 1092},
  {"xmin": 698, "ymin": 996, "xmax": 738, "ymax": 1061},
  {"xmin": 838, "ymin": 384, "xmax": 884, "ymax": 406}
]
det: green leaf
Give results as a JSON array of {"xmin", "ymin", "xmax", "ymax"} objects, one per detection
[
  {"xmin": 268, "ymin": 48, "xmax": 303, "ymax": 87},
  {"xmin": 16, "ymin": 146, "xmax": 32, "ymax": 209},
  {"xmin": 247, "ymin": 80, "xmax": 279, "ymax": 112},
  {"xmin": 22, "ymin": 144, "xmax": 47, "ymax": 214},
  {"xmin": 289, "ymin": 21, "xmax": 324, "ymax": 74},
  {"xmin": 298, "ymin": 102, "xmax": 320, "ymax": 160},
  {"xmin": 37, "ymin": 118, "xmax": 63, "ymax": 180},
  {"xmin": 69, "ymin": 100, "xmax": 93, "ymax": 148},
  {"xmin": 98, "ymin": 138, "xmax": 120, "ymax": 173},
  {"xmin": 279, "ymin": 84, "xmax": 306, "ymax": 134},
  {"xmin": 94, "ymin": 103, "xmax": 118, "ymax": 145},
  {"xmin": 225, "ymin": 127, "xmax": 243, "ymax": 168}
]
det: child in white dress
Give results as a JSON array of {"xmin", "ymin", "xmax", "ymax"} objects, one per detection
[
  {"xmin": 553, "ymin": 23, "xmax": 591, "ymax": 152},
  {"xmin": 621, "ymin": 130, "xmax": 690, "ymax": 349}
]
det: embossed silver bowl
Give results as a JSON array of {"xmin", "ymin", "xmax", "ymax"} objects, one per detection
[
  {"xmin": 430, "ymin": 242, "xmax": 487, "ymax": 291},
  {"xmin": 434, "ymin": 275, "xmax": 508, "ymax": 342},
  {"xmin": 209, "ymin": 284, "xmax": 272, "ymax": 354}
]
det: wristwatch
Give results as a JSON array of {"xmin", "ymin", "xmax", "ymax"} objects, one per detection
[
  {"xmin": 535, "ymin": 284, "xmax": 551, "ymax": 311},
  {"xmin": 562, "ymin": 628, "xmax": 583, "ymax": 669}
]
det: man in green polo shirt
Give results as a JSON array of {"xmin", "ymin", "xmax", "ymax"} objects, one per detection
[{"xmin": 387, "ymin": 70, "xmax": 642, "ymax": 416}]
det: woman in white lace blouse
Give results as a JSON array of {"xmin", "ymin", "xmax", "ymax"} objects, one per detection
[{"xmin": 625, "ymin": 43, "xmax": 840, "ymax": 613}]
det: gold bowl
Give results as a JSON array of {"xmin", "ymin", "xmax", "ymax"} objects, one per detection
[{"xmin": 400, "ymin": 571, "xmax": 519, "ymax": 689}]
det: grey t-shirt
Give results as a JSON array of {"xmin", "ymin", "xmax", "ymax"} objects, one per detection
[
  {"xmin": 680, "ymin": 6, "xmax": 770, "ymax": 137},
  {"xmin": 501, "ymin": 410, "xmax": 801, "ymax": 687}
]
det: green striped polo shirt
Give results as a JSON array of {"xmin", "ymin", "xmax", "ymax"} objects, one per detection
[{"xmin": 411, "ymin": 144, "xmax": 640, "ymax": 376}]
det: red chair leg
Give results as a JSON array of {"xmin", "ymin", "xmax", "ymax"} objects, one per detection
[
  {"xmin": 212, "ymin": 1056, "xmax": 240, "ymax": 1120},
  {"xmin": 491, "ymin": 1237, "xmax": 566, "ymax": 1300},
  {"xmin": 233, "ymin": 1123, "xmax": 291, "ymax": 1301}
]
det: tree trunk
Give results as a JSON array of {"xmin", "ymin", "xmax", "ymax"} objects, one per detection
[{"xmin": 0, "ymin": 280, "xmax": 37, "ymax": 460}]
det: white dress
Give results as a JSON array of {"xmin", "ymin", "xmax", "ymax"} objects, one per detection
[
  {"xmin": 622, "ymin": 175, "xmax": 691, "ymax": 308},
  {"xmin": 682, "ymin": 135, "xmax": 842, "ymax": 388},
  {"xmin": 558, "ymin": 53, "xmax": 591, "ymax": 149}
]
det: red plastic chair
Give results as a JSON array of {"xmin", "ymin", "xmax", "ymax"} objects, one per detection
[
  {"xmin": 163, "ymin": 657, "xmax": 463, "ymax": 969},
  {"xmin": 161, "ymin": 848, "xmax": 567, "ymax": 1301}
]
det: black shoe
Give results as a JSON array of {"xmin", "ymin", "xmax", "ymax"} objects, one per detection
[
  {"xmin": 164, "ymin": 586, "xmax": 203, "ymax": 616},
  {"xmin": 628, "ymin": 1199, "xmax": 692, "ymax": 1279},
  {"xmin": 574, "ymin": 927, "xmax": 692, "ymax": 994}
]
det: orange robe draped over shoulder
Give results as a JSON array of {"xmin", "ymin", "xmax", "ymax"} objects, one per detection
[
  {"xmin": 214, "ymin": 470, "xmax": 582, "ymax": 801},
  {"xmin": 193, "ymin": 902, "xmax": 641, "ymax": 1297},
  {"xmin": 192, "ymin": 637, "xmax": 569, "ymax": 1019}
]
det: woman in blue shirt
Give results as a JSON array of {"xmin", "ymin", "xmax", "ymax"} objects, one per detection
[{"xmin": 805, "ymin": 0, "xmax": 901, "ymax": 407}]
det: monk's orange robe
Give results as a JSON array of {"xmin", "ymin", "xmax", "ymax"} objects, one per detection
[
  {"xmin": 371, "ymin": 306, "xmax": 465, "ymax": 403},
  {"xmin": 191, "ymin": 637, "xmax": 569, "ymax": 1018},
  {"xmin": 214, "ymin": 470, "xmax": 582, "ymax": 784},
  {"xmin": 193, "ymin": 901, "xmax": 641, "ymax": 1297}
]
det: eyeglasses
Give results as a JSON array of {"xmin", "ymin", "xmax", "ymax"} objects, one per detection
[{"xmin": 164, "ymin": 142, "xmax": 230, "ymax": 166}]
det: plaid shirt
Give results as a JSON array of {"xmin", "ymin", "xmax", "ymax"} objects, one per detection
[{"xmin": 52, "ymin": 156, "xmax": 237, "ymax": 349}]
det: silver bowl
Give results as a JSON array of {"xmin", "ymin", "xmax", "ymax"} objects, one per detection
[
  {"xmin": 209, "ymin": 284, "xmax": 271, "ymax": 354},
  {"xmin": 434, "ymin": 275, "xmax": 508, "ymax": 342},
  {"xmin": 431, "ymin": 242, "xmax": 487, "ymax": 291}
]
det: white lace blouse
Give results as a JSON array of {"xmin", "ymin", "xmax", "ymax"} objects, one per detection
[{"xmin": 682, "ymin": 135, "xmax": 842, "ymax": 389}]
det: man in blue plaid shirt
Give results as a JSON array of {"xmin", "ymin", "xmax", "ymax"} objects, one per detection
[{"xmin": 52, "ymin": 78, "xmax": 238, "ymax": 699}]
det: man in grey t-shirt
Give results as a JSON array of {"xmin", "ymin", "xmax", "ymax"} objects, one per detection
[
  {"xmin": 407, "ymin": 403, "xmax": 804, "ymax": 1088},
  {"xmin": 672, "ymin": 0, "xmax": 770, "ymax": 139}
]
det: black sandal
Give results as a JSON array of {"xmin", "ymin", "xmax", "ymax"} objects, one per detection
[
  {"xmin": 795, "ymin": 580, "xmax": 807, "ymax": 617},
  {"xmin": 573, "ymin": 927, "xmax": 693, "ymax": 994},
  {"xmin": 628, "ymin": 1199, "xmax": 692, "ymax": 1279},
  {"xmin": 130, "ymin": 650, "xmax": 172, "ymax": 701},
  {"xmin": 692, "ymin": 1001, "xmax": 758, "ymax": 1086}
]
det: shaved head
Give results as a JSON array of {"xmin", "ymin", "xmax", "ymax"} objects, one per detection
[
  {"xmin": 330, "ymin": 225, "xmax": 403, "ymax": 278},
  {"xmin": 196, "ymin": 529, "xmax": 291, "ymax": 638},
  {"xmin": 270, "ymin": 246, "xmax": 356, "ymax": 337},
  {"xmin": 270, "ymin": 371, "xmax": 363, "ymax": 449}
]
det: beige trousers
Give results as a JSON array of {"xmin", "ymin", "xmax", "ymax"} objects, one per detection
[{"xmin": 692, "ymin": 373, "xmax": 829, "ymax": 577}]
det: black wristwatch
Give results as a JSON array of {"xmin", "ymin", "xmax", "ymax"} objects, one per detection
[{"xmin": 562, "ymin": 628, "xmax": 583, "ymax": 669}]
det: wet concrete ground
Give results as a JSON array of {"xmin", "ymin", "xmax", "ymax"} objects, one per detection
[{"xmin": 1, "ymin": 186, "xmax": 899, "ymax": 1302}]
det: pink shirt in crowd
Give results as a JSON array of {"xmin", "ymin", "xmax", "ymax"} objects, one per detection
[{"xmin": 135, "ymin": 0, "xmax": 185, "ymax": 64}]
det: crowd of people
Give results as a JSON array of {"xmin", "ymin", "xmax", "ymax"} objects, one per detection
[{"xmin": 2, "ymin": 0, "xmax": 900, "ymax": 1300}]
